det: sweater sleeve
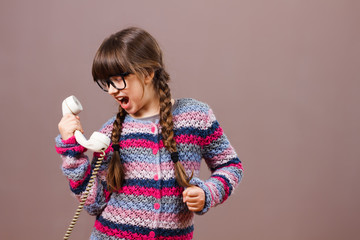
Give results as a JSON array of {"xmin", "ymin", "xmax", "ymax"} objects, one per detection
[
  {"xmin": 54, "ymin": 118, "xmax": 114, "ymax": 216},
  {"xmin": 189, "ymin": 105, "xmax": 244, "ymax": 215}
]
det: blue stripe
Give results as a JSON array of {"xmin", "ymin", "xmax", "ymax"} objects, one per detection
[
  {"xmin": 108, "ymin": 199, "xmax": 185, "ymax": 214},
  {"xmin": 68, "ymin": 160, "xmax": 99, "ymax": 194},
  {"xmin": 212, "ymin": 174, "xmax": 233, "ymax": 197},
  {"xmin": 97, "ymin": 215, "xmax": 194, "ymax": 237},
  {"xmin": 120, "ymin": 152, "xmax": 156, "ymax": 163},
  {"xmin": 173, "ymin": 121, "xmax": 220, "ymax": 139},
  {"xmin": 60, "ymin": 149, "xmax": 84, "ymax": 157},
  {"xmin": 120, "ymin": 132, "xmax": 159, "ymax": 143},
  {"xmin": 62, "ymin": 163, "xmax": 89, "ymax": 181},
  {"xmin": 118, "ymin": 121, "xmax": 220, "ymax": 142},
  {"xmin": 202, "ymin": 136, "xmax": 230, "ymax": 158},
  {"xmin": 69, "ymin": 171, "xmax": 91, "ymax": 194},
  {"xmin": 124, "ymin": 178, "xmax": 178, "ymax": 189},
  {"xmin": 121, "ymin": 149, "xmax": 202, "ymax": 164},
  {"xmin": 210, "ymin": 157, "xmax": 241, "ymax": 172},
  {"xmin": 225, "ymin": 166, "xmax": 244, "ymax": 183},
  {"xmin": 172, "ymin": 98, "xmax": 209, "ymax": 115}
]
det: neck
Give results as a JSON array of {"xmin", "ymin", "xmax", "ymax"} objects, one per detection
[{"xmin": 130, "ymin": 97, "xmax": 175, "ymax": 119}]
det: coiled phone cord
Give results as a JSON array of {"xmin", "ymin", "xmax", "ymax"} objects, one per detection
[{"xmin": 63, "ymin": 150, "xmax": 106, "ymax": 240}]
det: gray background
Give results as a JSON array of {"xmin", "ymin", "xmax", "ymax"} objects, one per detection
[{"xmin": 1, "ymin": 0, "xmax": 359, "ymax": 239}]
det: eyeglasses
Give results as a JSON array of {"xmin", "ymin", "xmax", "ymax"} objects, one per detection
[{"xmin": 95, "ymin": 72, "xmax": 131, "ymax": 92}]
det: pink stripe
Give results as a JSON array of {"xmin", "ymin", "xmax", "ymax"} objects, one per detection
[
  {"xmin": 104, "ymin": 188, "xmax": 111, "ymax": 202},
  {"xmin": 55, "ymin": 144, "xmax": 86, "ymax": 154},
  {"xmin": 174, "ymin": 135, "xmax": 201, "ymax": 146},
  {"xmin": 68, "ymin": 163, "xmax": 91, "ymax": 188},
  {"xmin": 207, "ymin": 146, "xmax": 235, "ymax": 164},
  {"xmin": 117, "ymin": 186, "xmax": 183, "ymax": 198},
  {"xmin": 215, "ymin": 169, "xmax": 239, "ymax": 186},
  {"xmin": 94, "ymin": 220, "xmax": 193, "ymax": 240},
  {"xmin": 124, "ymin": 161, "xmax": 200, "ymax": 172},
  {"xmin": 158, "ymin": 232, "xmax": 193, "ymax": 240},
  {"xmin": 205, "ymin": 182, "xmax": 216, "ymax": 207},
  {"xmin": 173, "ymin": 111, "xmax": 208, "ymax": 127},
  {"xmin": 61, "ymin": 135, "xmax": 77, "ymax": 144},
  {"xmin": 123, "ymin": 122, "xmax": 153, "ymax": 130},
  {"xmin": 120, "ymin": 130, "xmax": 223, "ymax": 150},
  {"xmin": 227, "ymin": 162, "xmax": 244, "ymax": 170},
  {"xmin": 120, "ymin": 139, "xmax": 158, "ymax": 149},
  {"xmin": 100, "ymin": 124, "xmax": 114, "ymax": 135},
  {"xmin": 202, "ymin": 126, "xmax": 223, "ymax": 146},
  {"xmin": 84, "ymin": 179, "xmax": 98, "ymax": 204},
  {"xmin": 61, "ymin": 156, "xmax": 87, "ymax": 169},
  {"xmin": 212, "ymin": 176, "xmax": 229, "ymax": 202},
  {"xmin": 104, "ymin": 206, "xmax": 192, "ymax": 226},
  {"xmin": 206, "ymin": 182, "xmax": 220, "ymax": 206},
  {"xmin": 94, "ymin": 220, "xmax": 148, "ymax": 239},
  {"xmin": 104, "ymin": 206, "xmax": 157, "ymax": 222}
]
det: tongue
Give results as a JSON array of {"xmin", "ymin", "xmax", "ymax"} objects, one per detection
[{"xmin": 120, "ymin": 97, "xmax": 130, "ymax": 109}]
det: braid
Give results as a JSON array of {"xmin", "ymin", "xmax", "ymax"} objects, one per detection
[
  {"xmin": 107, "ymin": 105, "xmax": 127, "ymax": 192},
  {"xmin": 158, "ymin": 69, "xmax": 193, "ymax": 187}
]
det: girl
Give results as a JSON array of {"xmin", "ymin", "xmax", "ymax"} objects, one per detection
[{"xmin": 56, "ymin": 27, "xmax": 243, "ymax": 240}]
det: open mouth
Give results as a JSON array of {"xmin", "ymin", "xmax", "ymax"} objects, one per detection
[
  {"xmin": 119, "ymin": 97, "xmax": 128, "ymax": 104},
  {"xmin": 117, "ymin": 96, "xmax": 130, "ymax": 109}
]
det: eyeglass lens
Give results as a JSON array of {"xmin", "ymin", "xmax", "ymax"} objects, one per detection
[{"xmin": 97, "ymin": 76, "xmax": 126, "ymax": 92}]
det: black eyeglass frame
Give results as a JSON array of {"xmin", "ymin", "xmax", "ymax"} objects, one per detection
[{"xmin": 95, "ymin": 72, "xmax": 131, "ymax": 92}]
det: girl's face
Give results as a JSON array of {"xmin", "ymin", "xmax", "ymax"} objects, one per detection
[{"xmin": 107, "ymin": 72, "xmax": 160, "ymax": 119}]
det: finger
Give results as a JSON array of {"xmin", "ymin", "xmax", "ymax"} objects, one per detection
[
  {"xmin": 184, "ymin": 196, "xmax": 199, "ymax": 203},
  {"xmin": 187, "ymin": 189, "xmax": 201, "ymax": 197},
  {"xmin": 187, "ymin": 206, "xmax": 201, "ymax": 212},
  {"xmin": 71, "ymin": 119, "xmax": 82, "ymax": 128},
  {"xmin": 63, "ymin": 116, "xmax": 77, "ymax": 124},
  {"xmin": 182, "ymin": 188, "xmax": 189, "ymax": 202},
  {"xmin": 186, "ymin": 202, "xmax": 200, "ymax": 207},
  {"xmin": 64, "ymin": 113, "xmax": 76, "ymax": 120},
  {"xmin": 76, "ymin": 123, "xmax": 84, "ymax": 133}
]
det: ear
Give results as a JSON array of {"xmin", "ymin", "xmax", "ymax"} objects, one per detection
[{"xmin": 144, "ymin": 71, "xmax": 155, "ymax": 85}]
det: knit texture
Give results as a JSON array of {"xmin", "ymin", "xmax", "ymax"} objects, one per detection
[{"xmin": 55, "ymin": 98, "xmax": 244, "ymax": 240}]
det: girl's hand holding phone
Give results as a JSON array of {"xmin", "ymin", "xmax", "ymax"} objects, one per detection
[
  {"xmin": 182, "ymin": 186, "xmax": 205, "ymax": 212},
  {"xmin": 58, "ymin": 114, "xmax": 84, "ymax": 141}
]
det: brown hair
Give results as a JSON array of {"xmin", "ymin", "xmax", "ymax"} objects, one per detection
[{"xmin": 92, "ymin": 27, "xmax": 193, "ymax": 192}]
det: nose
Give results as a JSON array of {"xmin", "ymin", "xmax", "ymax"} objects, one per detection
[{"xmin": 108, "ymin": 84, "xmax": 119, "ymax": 95}]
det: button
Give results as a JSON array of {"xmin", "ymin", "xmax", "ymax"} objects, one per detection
[
  {"xmin": 154, "ymin": 203, "xmax": 160, "ymax": 210},
  {"xmin": 149, "ymin": 231, "xmax": 155, "ymax": 237},
  {"xmin": 152, "ymin": 148, "xmax": 158, "ymax": 155},
  {"xmin": 154, "ymin": 174, "xmax": 158, "ymax": 181},
  {"xmin": 151, "ymin": 126, "xmax": 156, "ymax": 133}
]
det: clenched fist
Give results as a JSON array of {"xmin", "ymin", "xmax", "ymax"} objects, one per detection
[
  {"xmin": 58, "ymin": 113, "xmax": 84, "ymax": 140},
  {"xmin": 182, "ymin": 186, "xmax": 205, "ymax": 212}
]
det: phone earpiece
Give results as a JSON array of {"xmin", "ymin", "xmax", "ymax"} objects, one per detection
[
  {"xmin": 62, "ymin": 95, "xmax": 83, "ymax": 116},
  {"xmin": 62, "ymin": 95, "xmax": 110, "ymax": 152}
]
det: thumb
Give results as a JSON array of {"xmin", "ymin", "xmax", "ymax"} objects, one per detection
[{"xmin": 182, "ymin": 188, "xmax": 189, "ymax": 202}]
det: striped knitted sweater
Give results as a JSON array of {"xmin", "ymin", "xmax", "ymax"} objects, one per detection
[{"xmin": 55, "ymin": 98, "xmax": 244, "ymax": 240}]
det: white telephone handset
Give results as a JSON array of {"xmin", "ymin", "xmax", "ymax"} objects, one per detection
[
  {"xmin": 62, "ymin": 95, "xmax": 110, "ymax": 152},
  {"xmin": 62, "ymin": 95, "xmax": 110, "ymax": 240}
]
